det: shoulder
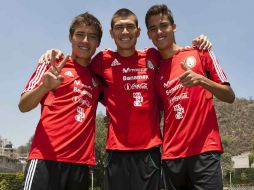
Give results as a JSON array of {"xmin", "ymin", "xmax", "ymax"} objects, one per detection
[
  {"xmin": 139, "ymin": 47, "xmax": 159, "ymax": 56},
  {"xmin": 93, "ymin": 49, "xmax": 116, "ymax": 60}
]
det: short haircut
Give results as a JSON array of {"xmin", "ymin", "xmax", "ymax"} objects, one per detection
[
  {"xmin": 69, "ymin": 12, "xmax": 103, "ymax": 44},
  {"xmin": 111, "ymin": 8, "xmax": 138, "ymax": 29},
  {"xmin": 145, "ymin": 4, "xmax": 175, "ymax": 28}
]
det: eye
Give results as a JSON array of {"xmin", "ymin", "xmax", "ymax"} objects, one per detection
[
  {"xmin": 126, "ymin": 24, "xmax": 136, "ymax": 30},
  {"xmin": 148, "ymin": 26, "xmax": 157, "ymax": 33},
  {"xmin": 114, "ymin": 25, "xmax": 124, "ymax": 31},
  {"xmin": 160, "ymin": 23, "xmax": 170, "ymax": 30},
  {"xmin": 74, "ymin": 33, "xmax": 84, "ymax": 39},
  {"xmin": 88, "ymin": 34, "xmax": 98, "ymax": 40}
]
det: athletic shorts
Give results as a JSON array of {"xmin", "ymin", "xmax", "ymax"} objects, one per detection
[
  {"xmin": 22, "ymin": 159, "xmax": 89, "ymax": 190},
  {"xmin": 162, "ymin": 151, "xmax": 223, "ymax": 190},
  {"xmin": 104, "ymin": 147, "xmax": 161, "ymax": 190}
]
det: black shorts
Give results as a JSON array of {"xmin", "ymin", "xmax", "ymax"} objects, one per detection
[
  {"xmin": 162, "ymin": 151, "xmax": 223, "ymax": 190},
  {"xmin": 104, "ymin": 147, "xmax": 161, "ymax": 190},
  {"xmin": 22, "ymin": 159, "xmax": 89, "ymax": 190}
]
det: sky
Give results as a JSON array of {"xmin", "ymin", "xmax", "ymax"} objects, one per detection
[{"xmin": 0, "ymin": 0, "xmax": 253, "ymax": 148}]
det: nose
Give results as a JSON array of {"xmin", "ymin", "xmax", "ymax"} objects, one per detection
[
  {"xmin": 157, "ymin": 28, "xmax": 163, "ymax": 34},
  {"xmin": 82, "ymin": 35, "xmax": 89, "ymax": 43},
  {"xmin": 122, "ymin": 27, "xmax": 129, "ymax": 34}
]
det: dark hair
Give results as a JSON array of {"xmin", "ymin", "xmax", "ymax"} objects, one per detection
[
  {"xmin": 145, "ymin": 4, "xmax": 174, "ymax": 28},
  {"xmin": 111, "ymin": 8, "xmax": 138, "ymax": 29},
  {"xmin": 69, "ymin": 12, "xmax": 103, "ymax": 44}
]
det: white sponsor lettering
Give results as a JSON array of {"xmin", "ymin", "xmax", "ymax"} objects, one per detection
[
  {"xmin": 163, "ymin": 79, "xmax": 177, "ymax": 88},
  {"xmin": 124, "ymin": 83, "xmax": 148, "ymax": 90},
  {"xmin": 133, "ymin": 92, "xmax": 143, "ymax": 107},
  {"xmin": 74, "ymin": 80, "xmax": 93, "ymax": 90},
  {"xmin": 123, "ymin": 75, "xmax": 148, "ymax": 81},
  {"xmin": 72, "ymin": 96, "xmax": 91, "ymax": 107},
  {"xmin": 174, "ymin": 104, "xmax": 184, "ymax": 119},
  {"xmin": 122, "ymin": 68, "xmax": 148, "ymax": 73},
  {"xmin": 75, "ymin": 106, "xmax": 85, "ymax": 122},
  {"xmin": 74, "ymin": 87, "xmax": 92, "ymax": 98},
  {"xmin": 166, "ymin": 84, "xmax": 183, "ymax": 95},
  {"xmin": 169, "ymin": 92, "xmax": 189, "ymax": 104}
]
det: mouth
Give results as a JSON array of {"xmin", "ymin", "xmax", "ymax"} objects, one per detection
[
  {"xmin": 79, "ymin": 46, "xmax": 90, "ymax": 51},
  {"xmin": 157, "ymin": 36, "xmax": 167, "ymax": 41},
  {"xmin": 120, "ymin": 37, "xmax": 131, "ymax": 42}
]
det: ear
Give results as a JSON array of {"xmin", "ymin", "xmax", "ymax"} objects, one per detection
[
  {"xmin": 147, "ymin": 30, "xmax": 151, "ymax": 39},
  {"xmin": 137, "ymin": 27, "xmax": 141, "ymax": 37},
  {"xmin": 69, "ymin": 34, "xmax": 72, "ymax": 43},
  {"xmin": 109, "ymin": 28, "xmax": 114, "ymax": 39},
  {"xmin": 172, "ymin": 24, "xmax": 176, "ymax": 32}
]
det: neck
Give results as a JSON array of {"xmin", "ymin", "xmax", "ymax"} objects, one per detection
[
  {"xmin": 117, "ymin": 48, "xmax": 136, "ymax": 57},
  {"xmin": 159, "ymin": 43, "xmax": 183, "ymax": 60},
  {"xmin": 71, "ymin": 55, "xmax": 90, "ymax": 67}
]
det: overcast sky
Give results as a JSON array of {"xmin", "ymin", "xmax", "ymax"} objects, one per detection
[{"xmin": 1, "ymin": 0, "xmax": 253, "ymax": 147}]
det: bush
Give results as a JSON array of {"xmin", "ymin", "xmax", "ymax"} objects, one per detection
[{"xmin": 0, "ymin": 172, "xmax": 24, "ymax": 190}]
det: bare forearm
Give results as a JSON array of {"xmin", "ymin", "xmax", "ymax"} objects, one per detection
[
  {"xmin": 200, "ymin": 76, "xmax": 235, "ymax": 103},
  {"xmin": 18, "ymin": 83, "xmax": 49, "ymax": 112}
]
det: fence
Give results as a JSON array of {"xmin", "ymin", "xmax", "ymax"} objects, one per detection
[{"xmin": 224, "ymin": 186, "xmax": 254, "ymax": 190}]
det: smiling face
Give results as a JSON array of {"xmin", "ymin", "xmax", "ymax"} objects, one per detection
[
  {"xmin": 147, "ymin": 14, "xmax": 176, "ymax": 53},
  {"xmin": 69, "ymin": 24, "xmax": 100, "ymax": 66},
  {"xmin": 110, "ymin": 15, "xmax": 140, "ymax": 57}
]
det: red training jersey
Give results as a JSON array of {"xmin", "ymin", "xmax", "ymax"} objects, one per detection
[
  {"xmin": 22, "ymin": 58, "xmax": 101, "ymax": 165},
  {"xmin": 91, "ymin": 48, "xmax": 162, "ymax": 150},
  {"xmin": 156, "ymin": 47, "xmax": 229, "ymax": 160}
]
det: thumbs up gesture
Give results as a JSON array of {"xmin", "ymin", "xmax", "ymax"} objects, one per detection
[
  {"xmin": 178, "ymin": 58, "xmax": 204, "ymax": 87},
  {"xmin": 42, "ymin": 50, "xmax": 70, "ymax": 91}
]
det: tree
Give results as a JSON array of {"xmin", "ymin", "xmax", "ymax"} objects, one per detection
[
  {"xmin": 91, "ymin": 112, "xmax": 107, "ymax": 189},
  {"xmin": 17, "ymin": 136, "xmax": 33, "ymax": 155},
  {"xmin": 249, "ymin": 139, "xmax": 254, "ymax": 168},
  {"xmin": 221, "ymin": 136, "xmax": 234, "ymax": 177},
  {"xmin": 0, "ymin": 179, "xmax": 7, "ymax": 190}
]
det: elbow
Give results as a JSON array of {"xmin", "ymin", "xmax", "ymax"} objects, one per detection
[
  {"xmin": 18, "ymin": 101, "xmax": 33, "ymax": 113},
  {"xmin": 229, "ymin": 94, "xmax": 235, "ymax": 104},
  {"xmin": 225, "ymin": 91, "xmax": 235, "ymax": 104},
  {"xmin": 18, "ymin": 103, "xmax": 28, "ymax": 113}
]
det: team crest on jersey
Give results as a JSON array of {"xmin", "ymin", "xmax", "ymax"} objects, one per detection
[
  {"xmin": 64, "ymin": 71, "xmax": 74, "ymax": 77},
  {"xmin": 92, "ymin": 78, "xmax": 98, "ymax": 88},
  {"xmin": 183, "ymin": 56, "xmax": 196, "ymax": 69},
  {"xmin": 147, "ymin": 60, "xmax": 155, "ymax": 70},
  {"xmin": 111, "ymin": 58, "xmax": 121, "ymax": 66}
]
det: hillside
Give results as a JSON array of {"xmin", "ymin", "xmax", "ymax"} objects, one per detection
[{"xmin": 215, "ymin": 97, "xmax": 254, "ymax": 155}]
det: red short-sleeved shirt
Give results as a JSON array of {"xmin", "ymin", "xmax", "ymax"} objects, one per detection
[
  {"xmin": 91, "ymin": 48, "xmax": 162, "ymax": 150},
  {"xmin": 22, "ymin": 58, "xmax": 101, "ymax": 165},
  {"xmin": 156, "ymin": 48, "xmax": 229, "ymax": 160}
]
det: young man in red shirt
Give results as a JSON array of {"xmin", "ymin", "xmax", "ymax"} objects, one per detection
[
  {"xmin": 146, "ymin": 4, "xmax": 235, "ymax": 190},
  {"xmin": 19, "ymin": 12, "xmax": 102, "ymax": 190},
  {"xmin": 91, "ymin": 8, "xmax": 162, "ymax": 190}
]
